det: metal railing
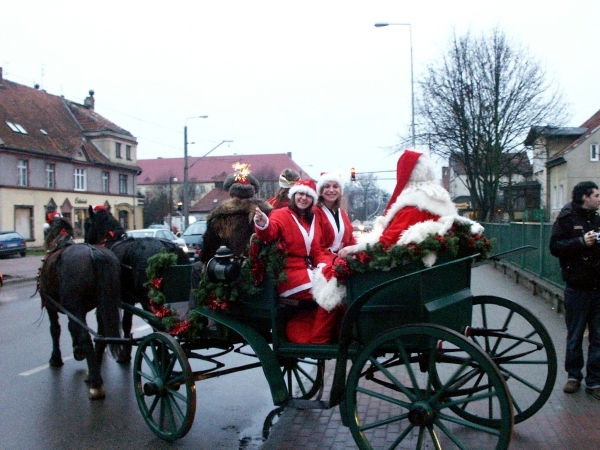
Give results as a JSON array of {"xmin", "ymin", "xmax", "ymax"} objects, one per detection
[{"xmin": 482, "ymin": 222, "xmax": 564, "ymax": 289}]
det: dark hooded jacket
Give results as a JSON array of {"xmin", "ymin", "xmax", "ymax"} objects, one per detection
[
  {"xmin": 549, "ymin": 202, "xmax": 600, "ymax": 291},
  {"xmin": 201, "ymin": 197, "xmax": 273, "ymax": 264}
]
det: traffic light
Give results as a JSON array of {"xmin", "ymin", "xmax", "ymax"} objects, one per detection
[{"xmin": 350, "ymin": 167, "xmax": 356, "ymax": 182}]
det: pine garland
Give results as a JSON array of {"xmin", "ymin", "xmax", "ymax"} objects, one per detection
[
  {"xmin": 334, "ymin": 221, "xmax": 492, "ymax": 279},
  {"xmin": 144, "ymin": 239, "xmax": 286, "ymax": 337}
]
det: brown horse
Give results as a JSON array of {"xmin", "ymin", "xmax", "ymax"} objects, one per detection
[
  {"xmin": 39, "ymin": 217, "xmax": 122, "ymax": 399},
  {"xmin": 84, "ymin": 206, "xmax": 189, "ymax": 362}
]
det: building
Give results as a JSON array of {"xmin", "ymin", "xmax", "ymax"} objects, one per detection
[
  {"xmin": 137, "ymin": 153, "xmax": 311, "ymax": 223},
  {"xmin": 0, "ymin": 68, "xmax": 142, "ymax": 244},
  {"xmin": 524, "ymin": 109, "xmax": 600, "ymax": 221}
]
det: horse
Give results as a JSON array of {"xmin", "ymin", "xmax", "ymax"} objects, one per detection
[
  {"xmin": 38, "ymin": 217, "xmax": 122, "ymax": 400},
  {"xmin": 84, "ymin": 205, "xmax": 190, "ymax": 362}
]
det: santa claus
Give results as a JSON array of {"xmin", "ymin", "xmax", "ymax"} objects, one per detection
[{"xmin": 313, "ymin": 149, "xmax": 483, "ymax": 311}]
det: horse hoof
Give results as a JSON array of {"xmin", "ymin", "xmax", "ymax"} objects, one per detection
[
  {"xmin": 49, "ymin": 357, "xmax": 64, "ymax": 367},
  {"xmin": 89, "ymin": 386, "xmax": 106, "ymax": 400},
  {"xmin": 73, "ymin": 347, "xmax": 86, "ymax": 361}
]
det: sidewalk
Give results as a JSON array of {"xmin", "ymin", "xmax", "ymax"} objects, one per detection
[
  {"xmin": 262, "ymin": 264, "xmax": 600, "ymax": 450},
  {"xmin": 0, "ymin": 254, "xmax": 42, "ymax": 285}
]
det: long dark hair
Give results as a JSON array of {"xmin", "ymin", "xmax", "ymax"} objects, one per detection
[{"xmin": 289, "ymin": 194, "xmax": 314, "ymax": 223}]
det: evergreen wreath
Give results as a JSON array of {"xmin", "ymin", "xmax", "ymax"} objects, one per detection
[{"xmin": 333, "ymin": 221, "xmax": 492, "ymax": 280}]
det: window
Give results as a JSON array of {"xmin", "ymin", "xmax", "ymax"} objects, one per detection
[
  {"xmin": 18, "ymin": 160, "xmax": 28, "ymax": 186},
  {"xmin": 102, "ymin": 171, "xmax": 109, "ymax": 193},
  {"xmin": 119, "ymin": 174, "xmax": 128, "ymax": 194},
  {"xmin": 126, "ymin": 145, "xmax": 131, "ymax": 160},
  {"xmin": 74, "ymin": 168, "xmax": 87, "ymax": 191},
  {"xmin": 552, "ymin": 186, "xmax": 557, "ymax": 209},
  {"xmin": 115, "ymin": 142, "xmax": 122, "ymax": 158},
  {"xmin": 591, "ymin": 143, "xmax": 599, "ymax": 161},
  {"xmin": 46, "ymin": 163, "xmax": 55, "ymax": 188},
  {"xmin": 6, "ymin": 121, "xmax": 27, "ymax": 134},
  {"xmin": 559, "ymin": 184, "xmax": 564, "ymax": 208}
]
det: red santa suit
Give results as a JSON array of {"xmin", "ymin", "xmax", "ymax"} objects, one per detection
[
  {"xmin": 255, "ymin": 179, "xmax": 343, "ymax": 344},
  {"xmin": 314, "ymin": 205, "xmax": 356, "ymax": 257},
  {"xmin": 313, "ymin": 150, "xmax": 484, "ymax": 311}
]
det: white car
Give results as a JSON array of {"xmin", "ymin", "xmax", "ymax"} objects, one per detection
[{"xmin": 126, "ymin": 228, "xmax": 188, "ymax": 254}]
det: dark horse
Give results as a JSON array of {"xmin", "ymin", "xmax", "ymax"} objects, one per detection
[
  {"xmin": 84, "ymin": 205, "xmax": 189, "ymax": 362},
  {"xmin": 39, "ymin": 217, "xmax": 122, "ymax": 399}
]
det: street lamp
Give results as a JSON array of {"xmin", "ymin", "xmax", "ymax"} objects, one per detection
[
  {"xmin": 183, "ymin": 139, "xmax": 233, "ymax": 229},
  {"xmin": 375, "ymin": 22, "xmax": 416, "ymax": 149},
  {"xmin": 183, "ymin": 115, "xmax": 208, "ymax": 230}
]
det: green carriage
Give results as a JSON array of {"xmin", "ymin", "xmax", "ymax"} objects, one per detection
[{"xmin": 128, "ymin": 250, "xmax": 556, "ymax": 450}]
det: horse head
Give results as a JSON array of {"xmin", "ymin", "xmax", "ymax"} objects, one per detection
[
  {"xmin": 85, "ymin": 205, "xmax": 126, "ymax": 245},
  {"xmin": 45, "ymin": 217, "xmax": 74, "ymax": 250}
]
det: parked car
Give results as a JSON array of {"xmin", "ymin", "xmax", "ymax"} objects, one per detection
[
  {"xmin": 126, "ymin": 228, "xmax": 188, "ymax": 254},
  {"xmin": 181, "ymin": 221, "xmax": 207, "ymax": 262},
  {"xmin": 0, "ymin": 231, "xmax": 27, "ymax": 258},
  {"xmin": 148, "ymin": 224, "xmax": 169, "ymax": 230}
]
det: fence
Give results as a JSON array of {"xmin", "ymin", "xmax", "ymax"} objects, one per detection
[{"xmin": 482, "ymin": 222, "xmax": 564, "ymax": 290}]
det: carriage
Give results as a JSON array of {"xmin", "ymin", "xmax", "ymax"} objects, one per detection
[{"xmin": 115, "ymin": 245, "xmax": 556, "ymax": 450}]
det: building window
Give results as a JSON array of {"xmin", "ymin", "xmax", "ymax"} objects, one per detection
[
  {"xmin": 116, "ymin": 142, "xmax": 122, "ymax": 158},
  {"xmin": 591, "ymin": 143, "xmax": 599, "ymax": 161},
  {"xmin": 18, "ymin": 160, "xmax": 28, "ymax": 186},
  {"xmin": 74, "ymin": 168, "xmax": 87, "ymax": 191},
  {"xmin": 6, "ymin": 121, "xmax": 28, "ymax": 134},
  {"xmin": 199, "ymin": 185, "xmax": 206, "ymax": 194},
  {"xmin": 126, "ymin": 145, "xmax": 132, "ymax": 160},
  {"xmin": 559, "ymin": 184, "xmax": 564, "ymax": 208},
  {"xmin": 102, "ymin": 171, "xmax": 109, "ymax": 193},
  {"xmin": 46, "ymin": 163, "xmax": 55, "ymax": 188},
  {"xmin": 119, "ymin": 174, "xmax": 128, "ymax": 194},
  {"xmin": 552, "ymin": 186, "xmax": 557, "ymax": 209}
]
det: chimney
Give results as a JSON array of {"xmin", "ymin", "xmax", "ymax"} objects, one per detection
[{"xmin": 84, "ymin": 89, "xmax": 95, "ymax": 110}]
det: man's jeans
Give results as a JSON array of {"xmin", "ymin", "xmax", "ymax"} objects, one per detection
[{"xmin": 564, "ymin": 287, "xmax": 600, "ymax": 388}]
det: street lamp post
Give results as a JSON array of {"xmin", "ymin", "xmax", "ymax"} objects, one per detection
[
  {"xmin": 375, "ymin": 22, "xmax": 416, "ymax": 149},
  {"xmin": 183, "ymin": 139, "xmax": 233, "ymax": 229},
  {"xmin": 183, "ymin": 115, "xmax": 208, "ymax": 231}
]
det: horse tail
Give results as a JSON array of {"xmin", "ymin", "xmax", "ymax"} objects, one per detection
[{"xmin": 91, "ymin": 246, "xmax": 123, "ymax": 358}]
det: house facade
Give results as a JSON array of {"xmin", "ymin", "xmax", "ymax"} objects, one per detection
[
  {"xmin": 0, "ymin": 68, "xmax": 143, "ymax": 245},
  {"xmin": 523, "ymin": 109, "xmax": 600, "ymax": 221}
]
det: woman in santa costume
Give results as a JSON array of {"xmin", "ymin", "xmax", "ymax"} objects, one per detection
[
  {"xmin": 267, "ymin": 168, "xmax": 300, "ymax": 209},
  {"xmin": 313, "ymin": 172, "xmax": 356, "ymax": 263},
  {"xmin": 254, "ymin": 179, "xmax": 344, "ymax": 344},
  {"xmin": 314, "ymin": 150, "xmax": 483, "ymax": 311}
]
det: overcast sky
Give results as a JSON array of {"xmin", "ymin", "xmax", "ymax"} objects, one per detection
[{"xmin": 2, "ymin": 1, "xmax": 599, "ymax": 192}]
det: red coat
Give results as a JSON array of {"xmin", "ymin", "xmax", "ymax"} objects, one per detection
[
  {"xmin": 313, "ymin": 205, "xmax": 356, "ymax": 259},
  {"xmin": 254, "ymin": 207, "xmax": 327, "ymax": 298},
  {"xmin": 378, "ymin": 206, "xmax": 439, "ymax": 249}
]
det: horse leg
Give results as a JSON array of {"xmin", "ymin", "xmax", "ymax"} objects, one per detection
[
  {"xmin": 47, "ymin": 307, "xmax": 64, "ymax": 367},
  {"xmin": 70, "ymin": 317, "xmax": 106, "ymax": 400},
  {"xmin": 116, "ymin": 308, "xmax": 133, "ymax": 364},
  {"xmin": 68, "ymin": 319, "xmax": 87, "ymax": 361}
]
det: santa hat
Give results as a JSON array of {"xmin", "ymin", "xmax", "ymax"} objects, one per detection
[
  {"xmin": 384, "ymin": 150, "xmax": 436, "ymax": 214},
  {"xmin": 278, "ymin": 168, "xmax": 300, "ymax": 188},
  {"xmin": 223, "ymin": 167, "xmax": 260, "ymax": 199},
  {"xmin": 46, "ymin": 211, "xmax": 62, "ymax": 224},
  {"xmin": 288, "ymin": 179, "xmax": 318, "ymax": 203},
  {"xmin": 93, "ymin": 205, "xmax": 107, "ymax": 212},
  {"xmin": 316, "ymin": 172, "xmax": 344, "ymax": 196}
]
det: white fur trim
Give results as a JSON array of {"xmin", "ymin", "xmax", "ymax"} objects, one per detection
[
  {"xmin": 409, "ymin": 153, "xmax": 437, "ymax": 184},
  {"xmin": 422, "ymin": 252, "xmax": 437, "ymax": 267},
  {"xmin": 288, "ymin": 184, "xmax": 318, "ymax": 203},
  {"xmin": 312, "ymin": 268, "xmax": 346, "ymax": 312},
  {"xmin": 316, "ymin": 173, "xmax": 344, "ymax": 196}
]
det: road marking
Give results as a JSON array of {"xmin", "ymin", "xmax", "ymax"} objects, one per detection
[
  {"xmin": 20, "ymin": 324, "xmax": 150, "ymax": 376},
  {"xmin": 20, "ymin": 355, "xmax": 74, "ymax": 376}
]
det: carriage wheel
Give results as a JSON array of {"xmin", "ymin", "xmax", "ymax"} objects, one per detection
[
  {"xmin": 469, "ymin": 295, "xmax": 557, "ymax": 424},
  {"xmin": 344, "ymin": 324, "xmax": 513, "ymax": 450},
  {"xmin": 280, "ymin": 357, "xmax": 325, "ymax": 400},
  {"xmin": 133, "ymin": 332, "xmax": 196, "ymax": 441}
]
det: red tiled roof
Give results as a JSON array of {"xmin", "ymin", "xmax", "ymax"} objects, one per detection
[
  {"xmin": 0, "ymin": 74, "xmax": 137, "ymax": 170},
  {"xmin": 189, "ymin": 187, "xmax": 231, "ymax": 213},
  {"xmin": 552, "ymin": 108, "xmax": 600, "ymax": 158},
  {"xmin": 137, "ymin": 153, "xmax": 309, "ymax": 184}
]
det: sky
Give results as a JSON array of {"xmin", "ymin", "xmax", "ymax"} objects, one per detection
[{"xmin": 2, "ymin": 1, "xmax": 599, "ymax": 193}]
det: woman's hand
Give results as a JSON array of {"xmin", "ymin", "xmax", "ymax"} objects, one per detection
[
  {"xmin": 254, "ymin": 207, "xmax": 268, "ymax": 227},
  {"xmin": 338, "ymin": 244, "xmax": 357, "ymax": 258}
]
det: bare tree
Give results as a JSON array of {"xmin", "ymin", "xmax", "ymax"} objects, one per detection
[
  {"xmin": 346, "ymin": 173, "xmax": 387, "ymax": 222},
  {"xmin": 416, "ymin": 28, "xmax": 567, "ymax": 220}
]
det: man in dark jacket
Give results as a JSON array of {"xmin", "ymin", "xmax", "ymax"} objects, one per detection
[{"xmin": 550, "ymin": 181, "xmax": 600, "ymax": 399}]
